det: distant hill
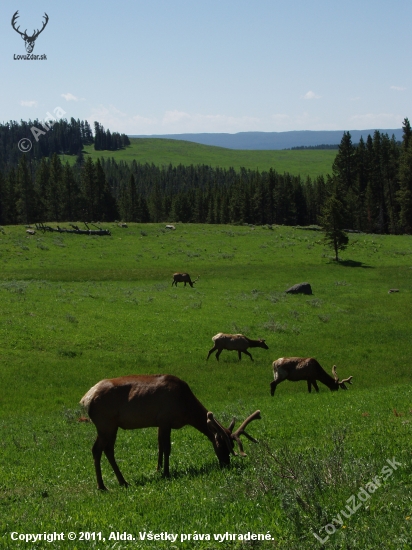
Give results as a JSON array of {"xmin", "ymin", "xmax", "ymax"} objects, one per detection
[
  {"xmin": 79, "ymin": 139, "xmax": 336, "ymax": 180},
  {"xmin": 130, "ymin": 129, "xmax": 403, "ymax": 150}
]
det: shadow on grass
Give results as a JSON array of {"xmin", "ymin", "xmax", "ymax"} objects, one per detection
[
  {"xmin": 130, "ymin": 460, "xmax": 246, "ymax": 488},
  {"xmin": 339, "ymin": 259, "xmax": 374, "ymax": 268}
]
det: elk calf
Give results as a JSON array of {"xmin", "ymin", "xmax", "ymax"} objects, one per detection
[
  {"xmin": 207, "ymin": 333, "xmax": 269, "ymax": 361},
  {"xmin": 80, "ymin": 374, "xmax": 260, "ymax": 490},
  {"xmin": 270, "ymin": 357, "xmax": 353, "ymax": 395},
  {"xmin": 172, "ymin": 273, "xmax": 199, "ymax": 287}
]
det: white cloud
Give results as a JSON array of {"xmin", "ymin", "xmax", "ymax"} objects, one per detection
[
  {"xmin": 349, "ymin": 113, "xmax": 403, "ymax": 128},
  {"xmin": 61, "ymin": 93, "xmax": 85, "ymax": 101},
  {"xmin": 302, "ymin": 91, "xmax": 321, "ymax": 100},
  {"xmin": 87, "ymin": 104, "xmax": 128, "ymax": 131},
  {"xmin": 20, "ymin": 100, "xmax": 37, "ymax": 107},
  {"xmin": 268, "ymin": 112, "xmax": 333, "ymax": 131},
  {"xmin": 270, "ymin": 114, "xmax": 290, "ymax": 122},
  {"xmin": 160, "ymin": 110, "xmax": 261, "ymax": 132},
  {"xmin": 87, "ymin": 105, "xmax": 262, "ymax": 134},
  {"xmin": 390, "ymin": 86, "xmax": 406, "ymax": 91}
]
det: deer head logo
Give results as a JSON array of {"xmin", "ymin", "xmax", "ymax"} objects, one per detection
[{"xmin": 11, "ymin": 11, "xmax": 49, "ymax": 54}]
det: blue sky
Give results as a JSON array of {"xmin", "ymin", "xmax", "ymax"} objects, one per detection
[{"xmin": 1, "ymin": 0, "xmax": 411, "ymax": 134}]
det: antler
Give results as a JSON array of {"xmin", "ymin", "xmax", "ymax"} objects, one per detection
[
  {"xmin": 340, "ymin": 376, "xmax": 353, "ymax": 385},
  {"xmin": 11, "ymin": 11, "xmax": 25, "ymax": 37},
  {"xmin": 32, "ymin": 13, "xmax": 49, "ymax": 40},
  {"xmin": 332, "ymin": 365, "xmax": 338, "ymax": 381},
  {"xmin": 230, "ymin": 410, "xmax": 261, "ymax": 456},
  {"xmin": 207, "ymin": 410, "xmax": 261, "ymax": 457},
  {"xmin": 207, "ymin": 412, "xmax": 236, "ymax": 455}
]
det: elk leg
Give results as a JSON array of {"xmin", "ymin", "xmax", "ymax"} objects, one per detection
[
  {"xmin": 242, "ymin": 350, "xmax": 254, "ymax": 361},
  {"xmin": 157, "ymin": 427, "xmax": 164, "ymax": 470},
  {"xmin": 206, "ymin": 345, "xmax": 217, "ymax": 360},
  {"xmin": 92, "ymin": 435, "xmax": 107, "ymax": 490},
  {"xmin": 158, "ymin": 427, "xmax": 172, "ymax": 477},
  {"xmin": 312, "ymin": 380, "xmax": 320, "ymax": 393},
  {"xmin": 103, "ymin": 429, "xmax": 129, "ymax": 487},
  {"xmin": 215, "ymin": 349, "xmax": 222, "ymax": 361},
  {"xmin": 307, "ymin": 380, "xmax": 312, "ymax": 393},
  {"xmin": 270, "ymin": 380, "xmax": 277, "ymax": 396}
]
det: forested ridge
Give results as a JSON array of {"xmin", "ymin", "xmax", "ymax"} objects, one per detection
[{"xmin": 0, "ymin": 117, "xmax": 411, "ymax": 234}]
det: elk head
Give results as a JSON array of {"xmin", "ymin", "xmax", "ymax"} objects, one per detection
[
  {"xmin": 12, "ymin": 11, "xmax": 49, "ymax": 54},
  {"xmin": 207, "ymin": 410, "xmax": 261, "ymax": 463},
  {"xmin": 332, "ymin": 365, "xmax": 353, "ymax": 390}
]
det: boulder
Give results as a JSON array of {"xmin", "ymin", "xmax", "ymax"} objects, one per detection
[{"xmin": 286, "ymin": 282, "xmax": 313, "ymax": 295}]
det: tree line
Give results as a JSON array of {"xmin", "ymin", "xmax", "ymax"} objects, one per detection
[
  {"xmin": 0, "ymin": 118, "xmax": 129, "ymax": 173},
  {"xmin": 93, "ymin": 122, "xmax": 130, "ymax": 151},
  {"xmin": 0, "ymin": 118, "xmax": 411, "ymax": 234}
]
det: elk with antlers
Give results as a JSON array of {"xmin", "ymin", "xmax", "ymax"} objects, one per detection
[
  {"xmin": 80, "ymin": 374, "xmax": 261, "ymax": 490},
  {"xmin": 207, "ymin": 333, "xmax": 269, "ymax": 361},
  {"xmin": 11, "ymin": 11, "xmax": 49, "ymax": 54},
  {"xmin": 172, "ymin": 273, "xmax": 199, "ymax": 288},
  {"xmin": 270, "ymin": 357, "xmax": 353, "ymax": 395}
]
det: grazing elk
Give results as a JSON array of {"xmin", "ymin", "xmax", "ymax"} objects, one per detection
[
  {"xmin": 172, "ymin": 273, "xmax": 199, "ymax": 287},
  {"xmin": 207, "ymin": 333, "xmax": 269, "ymax": 362},
  {"xmin": 80, "ymin": 374, "xmax": 261, "ymax": 490},
  {"xmin": 270, "ymin": 357, "xmax": 353, "ymax": 395},
  {"xmin": 11, "ymin": 11, "xmax": 49, "ymax": 54}
]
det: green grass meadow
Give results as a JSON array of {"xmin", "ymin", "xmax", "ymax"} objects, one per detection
[
  {"xmin": 64, "ymin": 139, "xmax": 336, "ymax": 180},
  {"xmin": 0, "ymin": 222, "xmax": 411, "ymax": 549}
]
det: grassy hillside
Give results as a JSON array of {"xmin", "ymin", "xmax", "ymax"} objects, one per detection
[
  {"xmin": 63, "ymin": 139, "xmax": 336, "ymax": 179},
  {"xmin": 0, "ymin": 223, "xmax": 411, "ymax": 549}
]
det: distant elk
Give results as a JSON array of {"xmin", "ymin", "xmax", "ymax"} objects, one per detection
[
  {"xmin": 80, "ymin": 374, "xmax": 261, "ymax": 490},
  {"xmin": 11, "ymin": 11, "xmax": 49, "ymax": 54},
  {"xmin": 270, "ymin": 357, "xmax": 353, "ymax": 395},
  {"xmin": 172, "ymin": 273, "xmax": 199, "ymax": 288},
  {"xmin": 207, "ymin": 333, "xmax": 269, "ymax": 361}
]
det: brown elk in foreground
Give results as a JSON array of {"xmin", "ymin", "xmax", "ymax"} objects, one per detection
[
  {"xmin": 80, "ymin": 374, "xmax": 261, "ymax": 490},
  {"xmin": 172, "ymin": 273, "xmax": 199, "ymax": 287},
  {"xmin": 270, "ymin": 357, "xmax": 353, "ymax": 395},
  {"xmin": 207, "ymin": 333, "xmax": 269, "ymax": 361}
]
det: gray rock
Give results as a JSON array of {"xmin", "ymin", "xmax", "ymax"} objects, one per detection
[{"xmin": 286, "ymin": 282, "xmax": 313, "ymax": 295}]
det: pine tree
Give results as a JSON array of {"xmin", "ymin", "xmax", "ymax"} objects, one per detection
[
  {"xmin": 62, "ymin": 162, "xmax": 81, "ymax": 221},
  {"xmin": 48, "ymin": 154, "xmax": 64, "ymax": 221},
  {"xmin": 397, "ymin": 121, "xmax": 412, "ymax": 233},
  {"xmin": 5, "ymin": 168, "xmax": 18, "ymax": 224},
  {"xmin": 0, "ymin": 170, "xmax": 7, "ymax": 225},
  {"xmin": 332, "ymin": 131, "xmax": 358, "ymax": 229},
  {"xmin": 319, "ymin": 194, "xmax": 349, "ymax": 261},
  {"xmin": 128, "ymin": 174, "xmax": 137, "ymax": 222},
  {"xmin": 15, "ymin": 155, "xmax": 37, "ymax": 224},
  {"xmin": 81, "ymin": 156, "xmax": 97, "ymax": 220},
  {"xmin": 332, "ymin": 131, "xmax": 356, "ymax": 194},
  {"xmin": 34, "ymin": 157, "xmax": 50, "ymax": 220}
]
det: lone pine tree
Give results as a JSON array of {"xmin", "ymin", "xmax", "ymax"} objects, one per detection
[{"xmin": 319, "ymin": 193, "xmax": 349, "ymax": 261}]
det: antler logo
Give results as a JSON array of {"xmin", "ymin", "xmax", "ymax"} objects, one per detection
[{"xmin": 11, "ymin": 11, "xmax": 49, "ymax": 54}]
